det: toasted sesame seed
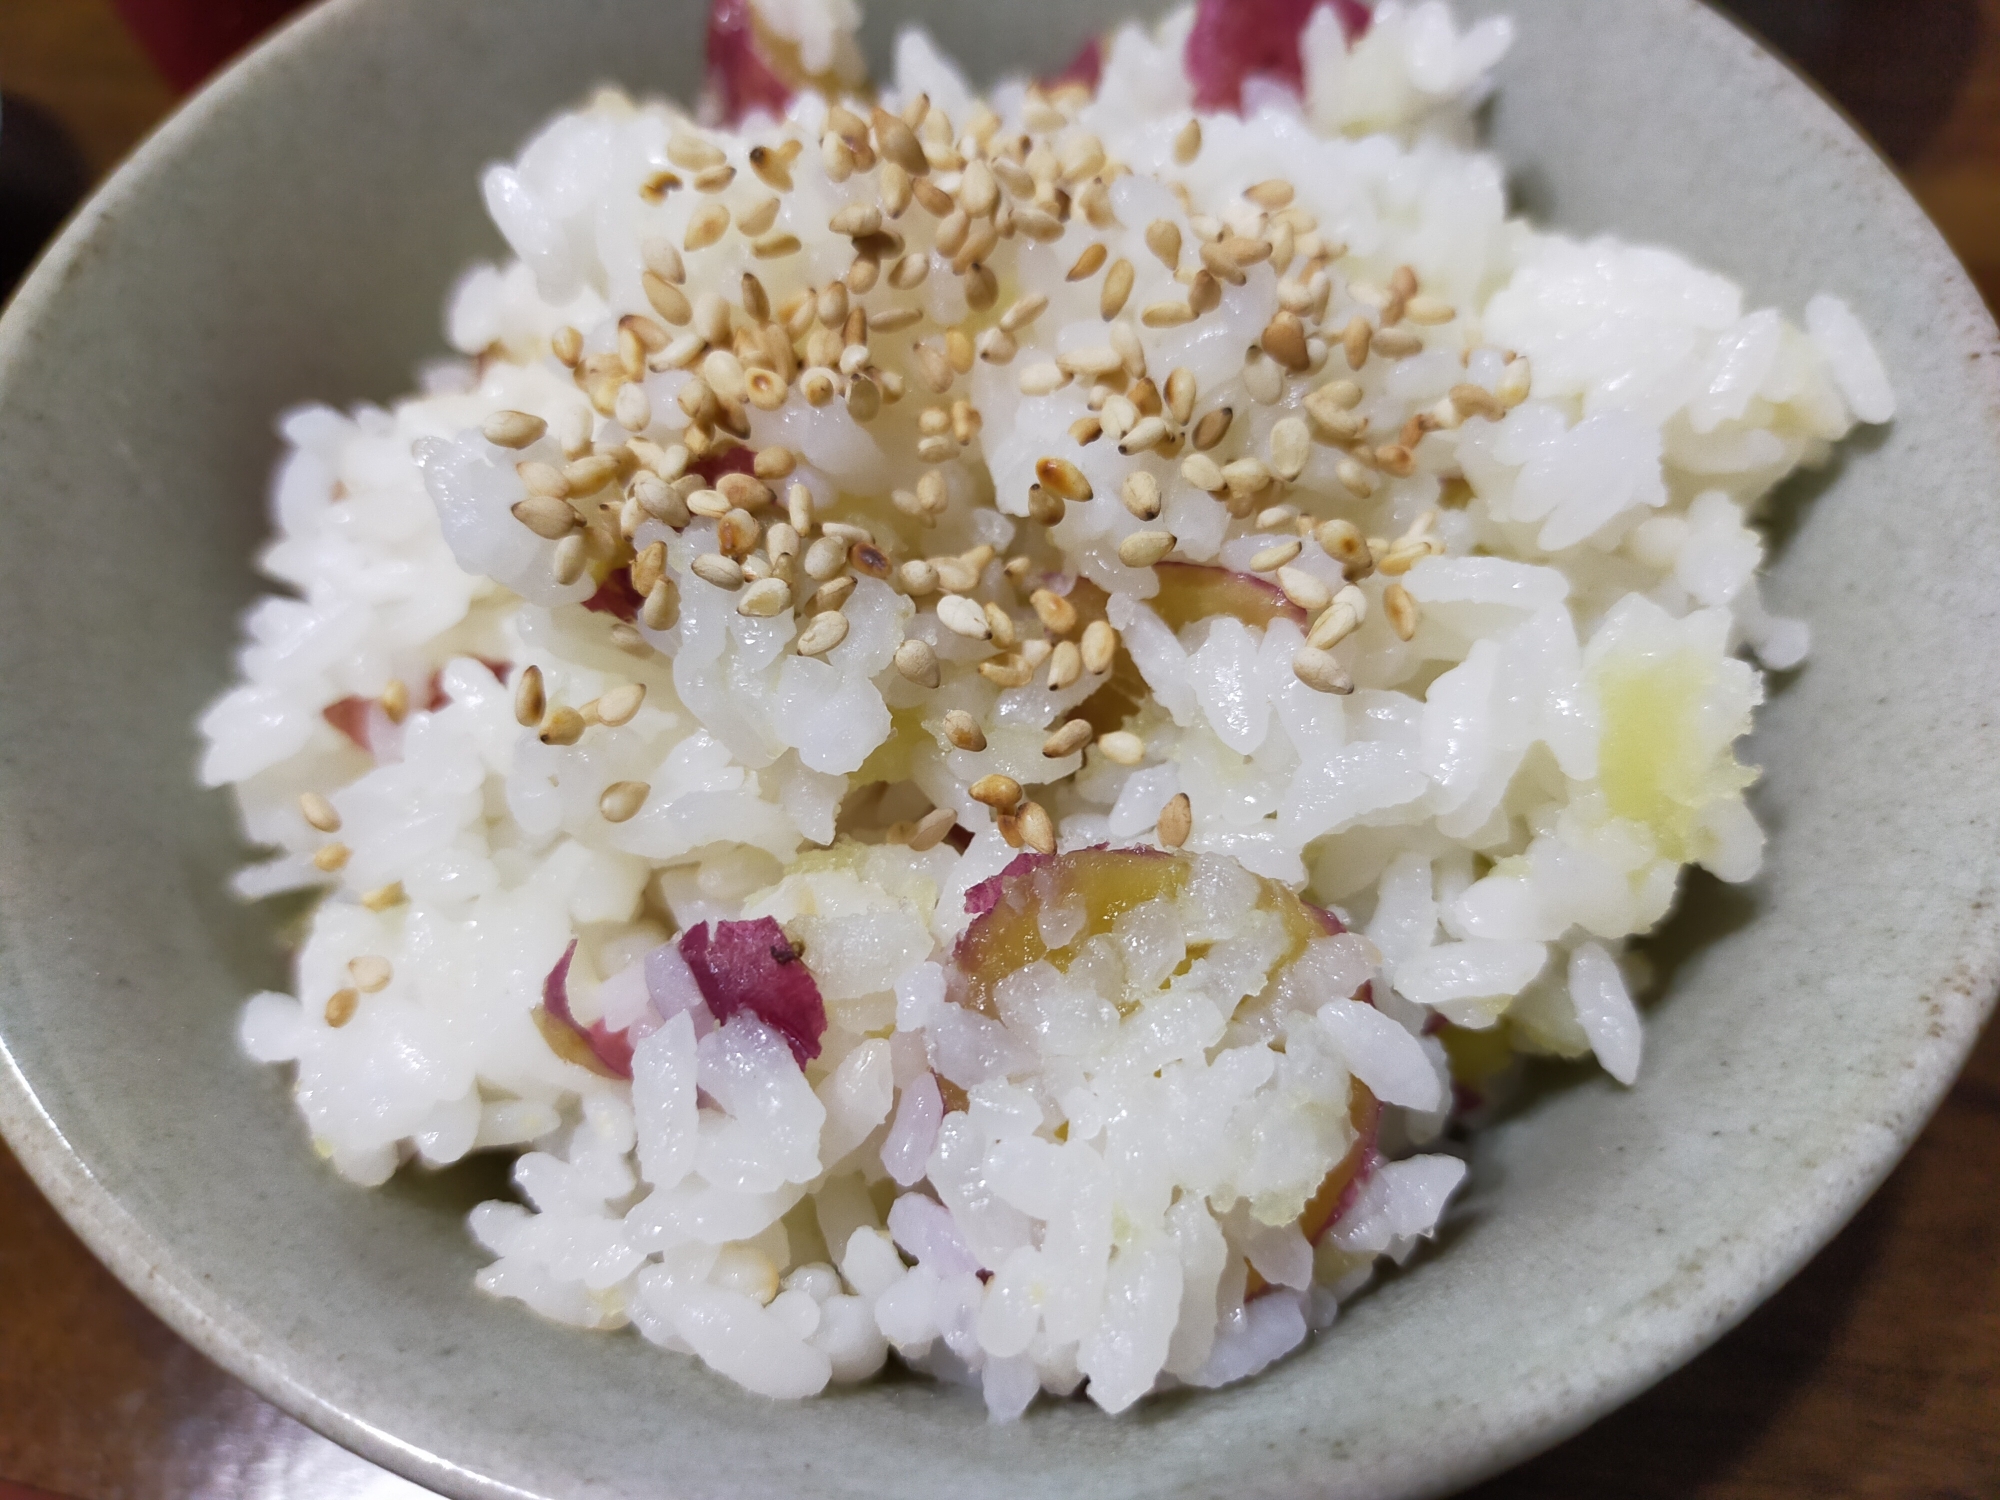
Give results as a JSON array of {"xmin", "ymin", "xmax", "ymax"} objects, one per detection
[
  {"xmin": 1092, "ymin": 730, "xmax": 1141, "ymax": 767},
  {"xmin": 347, "ymin": 955, "xmax": 392, "ymax": 993},
  {"xmin": 1145, "ymin": 219, "xmax": 1182, "ymax": 270},
  {"xmin": 566, "ymin": 454, "xmax": 621, "ymax": 495},
  {"xmin": 872, "ymin": 109, "xmax": 928, "ymax": 175},
  {"xmin": 1405, "ymin": 294, "xmax": 1455, "ymax": 325},
  {"xmin": 848, "ymin": 541, "xmax": 891, "ymax": 579},
  {"xmin": 592, "ymin": 682, "xmax": 644, "ymax": 728},
  {"xmin": 1308, "ymin": 593, "xmax": 1363, "ymax": 649},
  {"xmin": 1076, "ymin": 620, "xmax": 1115, "ymax": 676},
  {"xmin": 481, "ymin": 410, "xmax": 547, "ymax": 449},
  {"xmin": 752, "ymin": 230, "xmax": 802, "ymax": 259},
  {"xmin": 748, "ymin": 144, "xmax": 792, "ymax": 190},
  {"xmin": 1293, "ymin": 646, "xmax": 1354, "ymax": 694},
  {"xmin": 640, "ymin": 236, "xmax": 686, "ymax": 284},
  {"xmin": 782, "ymin": 608, "xmax": 846, "ymax": 660},
  {"xmin": 298, "ymin": 791, "xmax": 341, "ymax": 833},
  {"xmin": 1041, "ymin": 639, "xmax": 1080, "ymax": 691},
  {"xmin": 511, "ymin": 495, "xmax": 579, "ymax": 540},
  {"xmin": 517, "ymin": 460, "xmax": 570, "ymax": 499},
  {"xmin": 684, "ymin": 203, "xmax": 730, "ymax": 251},
  {"xmin": 1242, "ymin": 347, "xmax": 1285, "ymax": 405},
  {"xmin": 1263, "ymin": 416, "xmax": 1312, "ymax": 481},
  {"xmin": 955, "ymin": 158, "xmax": 997, "ymax": 218},
  {"xmin": 691, "ymin": 553, "xmax": 745, "ymax": 591},
  {"xmin": 686, "ymin": 487, "xmax": 730, "ymax": 520},
  {"xmin": 667, "ymin": 129, "xmax": 724, "ymax": 170},
  {"xmin": 1496, "ymin": 356, "xmax": 1533, "ymax": 407},
  {"xmin": 829, "ymin": 202, "xmax": 882, "ymax": 237},
  {"xmin": 800, "ymin": 535, "xmax": 845, "ymax": 581},
  {"xmin": 609, "ymin": 622, "xmax": 650, "ymax": 654},
  {"xmin": 1058, "ymin": 348, "xmax": 1124, "ymax": 382},
  {"xmin": 840, "ymin": 374, "xmax": 878, "ymax": 422},
  {"xmin": 1245, "ymin": 178, "xmax": 1295, "ymax": 209},
  {"xmin": 893, "ymin": 638, "xmax": 941, "ymax": 688},
  {"xmin": 1198, "ymin": 239, "xmax": 1247, "ymax": 287},
  {"xmin": 1178, "ymin": 452, "xmax": 1223, "ymax": 494},
  {"xmin": 1161, "ymin": 370, "xmax": 1196, "ymax": 428},
  {"xmin": 942, "ymin": 709, "xmax": 987, "ymax": 751},
  {"xmin": 1173, "ymin": 117, "xmax": 1202, "ymax": 164},
  {"xmin": 551, "ymin": 326, "xmax": 584, "ymax": 367},
  {"xmin": 935, "ymin": 552, "xmax": 982, "ymax": 593},
  {"xmin": 539, "ymin": 706, "xmax": 585, "ymax": 746},
  {"xmin": 910, "ymin": 175, "xmax": 954, "ymax": 215},
  {"xmin": 1250, "ymin": 538, "xmax": 1303, "ymax": 573},
  {"xmin": 1079, "ymin": 254, "xmax": 1131, "ymax": 320},
  {"xmin": 1447, "ymin": 382, "xmax": 1503, "ymax": 423},
  {"xmin": 997, "ymin": 293, "xmax": 1047, "ymax": 336},
  {"xmin": 908, "ymin": 806, "xmax": 957, "ymax": 851},
  {"xmin": 1140, "ymin": 300, "xmax": 1194, "ymax": 328},
  {"xmin": 313, "ymin": 842, "xmax": 351, "ymax": 873},
  {"xmin": 1189, "ymin": 406, "xmax": 1233, "ymax": 452},
  {"xmin": 1341, "ymin": 316, "xmax": 1372, "ymax": 370},
  {"xmin": 975, "ymin": 327, "xmax": 1018, "ymax": 365},
  {"xmin": 1034, "ymin": 456, "xmax": 1092, "ymax": 502},
  {"xmin": 881, "ymin": 251, "xmax": 927, "ymax": 292},
  {"xmin": 599, "ymin": 780, "xmax": 649, "ymax": 823},
  {"xmin": 1383, "ymin": 581, "xmax": 1419, "ymax": 641},
  {"xmin": 1043, "ymin": 718, "xmax": 1093, "ymax": 758},
  {"xmin": 1335, "ymin": 458, "xmax": 1377, "ymax": 498},
  {"xmin": 1313, "ymin": 524, "xmax": 1373, "ymax": 581},
  {"xmin": 1013, "ymin": 799, "xmax": 1055, "ymax": 855},
  {"xmin": 809, "ymin": 577, "xmax": 857, "ymax": 613},
  {"xmin": 937, "ymin": 593, "xmax": 991, "ymax": 639},
  {"xmin": 1118, "ymin": 470, "xmax": 1163, "ymax": 522},
  {"xmin": 1267, "ymin": 566, "xmax": 1329, "ymax": 615},
  {"xmin": 636, "ymin": 580, "xmax": 675, "ymax": 632},
  {"xmin": 969, "ymin": 773, "xmax": 1022, "ymax": 812},
  {"xmin": 744, "ymin": 203, "xmax": 788, "ymax": 244},
  {"xmin": 1117, "ymin": 415, "xmax": 1169, "ymax": 455},
  {"xmin": 1118, "ymin": 529, "xmax": 1175, "ymax": 568},
  {"xmin": 983, "ymin": 601, "xmax": 1019, "ymax": 648},
  {"xmin": 360, "ymin": 881, "xmax": 406, "ymax": 912},
  {"xmin": 1260, "ymin": 313, "xmax": 1311, "ymax": 373},
  {"xmin": 1372, "ymin": 326, "xmax": 1423, "ymax": 359},
  {"xmin": 324, "ymin": 988, "xmax": 359, "ymax": 1027},
  {"xmin": 512, "ymin": 665, "xmax": 546, "ymax": 728},
  {"xmin": 551, "ymin": 533, "xmax": 590, "ymax": 585},
  {"xmin": 1158, "ymin": 792, "xmax": 1192, "ymax": 848},
  {"xmin": 1376, "ymin": 443, "xmax": 1417, "ymax": 478},
  {"xmin": 719, "ymin": 507, "xmax": 764, "ymax": 556},
  {"xmin": 821, "ymin": 132, "xmax": 855, "ymax": 181},
  {"xmin": 1062, "ymin": 244, "xmax": 1107, "ymax": 284},
  {"xmin": 1029, "ymin": 588, "xmax": 1079, "ymax": 636},
  {"xmin": 612, "ymin": 382, "xmax": 650, "ymax": 434},
  {"xmin": 692, "ymin": 163, "xmax": 735, "ymax": 194},
  {"xmin": 1375, "ymin": 541, "xmax": 1426, "ymax": 576}
]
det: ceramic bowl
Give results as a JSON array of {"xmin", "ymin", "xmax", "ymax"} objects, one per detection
[{"xmin": 1, "ymin": 2, "xmax": 1995, "ymax": 1496}]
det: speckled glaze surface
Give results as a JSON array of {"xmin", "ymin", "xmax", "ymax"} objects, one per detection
[{"xmin": 0, "ymin": 2, "xmax": 1994, "ymax": 1497}]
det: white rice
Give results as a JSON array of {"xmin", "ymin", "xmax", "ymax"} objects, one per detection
[{"xmin": 206, "ymin": 0, "xmax": 1891, "ymax": 1416}]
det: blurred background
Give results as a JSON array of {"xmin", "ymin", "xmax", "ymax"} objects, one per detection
[{"xmin": 1, "ymin": 2, "xmax": 1996, "ymax": 1498}]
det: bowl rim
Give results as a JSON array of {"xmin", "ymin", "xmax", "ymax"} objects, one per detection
[{"xmin": 1, "ymin": 1, "xmax": 1997, "ymax": 1496}]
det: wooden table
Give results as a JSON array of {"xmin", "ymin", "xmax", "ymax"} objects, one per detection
[{"xmin": 3, "ymin": 3, "xmax": 1998, "ymax": 1496}]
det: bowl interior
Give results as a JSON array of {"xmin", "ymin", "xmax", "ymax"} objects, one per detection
[{"xmin": 1, "ymin": 2, "xmax": 1996, "ymax": 1498}]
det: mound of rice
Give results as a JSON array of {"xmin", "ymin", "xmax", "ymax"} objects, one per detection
[{"xmin": 203, "ymin": 0, "xmax": 1893, "ymax": 1417}]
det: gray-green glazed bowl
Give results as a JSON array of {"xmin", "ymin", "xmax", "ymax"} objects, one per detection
[{"xmin": 1, "ymin": 2, "xmax": 1995, "ymax": 1497}]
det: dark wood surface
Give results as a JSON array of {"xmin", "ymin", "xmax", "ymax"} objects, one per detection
[{"xmin": 3, "ymin": 2, "xmax": 1998, "ymax": 1496}]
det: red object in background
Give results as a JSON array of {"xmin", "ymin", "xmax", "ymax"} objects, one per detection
[
  {"xmin": 1184, "ymin": 0, "xmax": 1373, "ymax": 110},
  {"xmin": 108, "ymin": 0, "xmax": 312, "ymax": 92}
]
